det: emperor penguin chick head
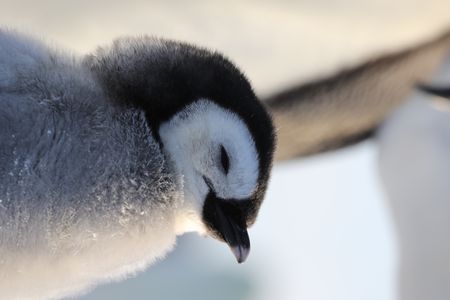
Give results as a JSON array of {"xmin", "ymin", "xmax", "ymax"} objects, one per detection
[{"xmin": 87, "ymin": 37, "xmax": 276, "ymax": 263}]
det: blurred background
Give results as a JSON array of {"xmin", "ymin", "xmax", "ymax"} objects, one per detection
[{"xmin": 1, "ymin": 0, "xmax": 449, "ymax": 299}]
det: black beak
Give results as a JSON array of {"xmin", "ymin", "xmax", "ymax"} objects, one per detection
[{"xmin": 202, "ymin": 191, "xmax": 251, "ymax": 263}]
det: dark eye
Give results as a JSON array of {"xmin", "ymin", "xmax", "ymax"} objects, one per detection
[{"xmin": 220, "ymin": 145, "xmax": 230, "ymax": 175}]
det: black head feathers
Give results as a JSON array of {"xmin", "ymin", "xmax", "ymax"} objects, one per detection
[{"xmin": 85, "ymin": 36, "xmax": 276, "ymax": 224}]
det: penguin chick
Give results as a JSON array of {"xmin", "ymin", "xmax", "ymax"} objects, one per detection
[
  {"xmin": 85, "ymin": 36, "xmax": 276, "ymax": 259},
  {"xmin": 0, "ymin": 30, "xmax": 275, "ymax": 300}
]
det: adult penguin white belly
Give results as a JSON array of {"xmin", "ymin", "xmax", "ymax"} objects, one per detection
[
  {"xmin": 265, "ymin": 28, "xmax": 450, "ymax": 300},
  {"xmin": 378, "ymin": 62, "xmax": 450, "ymax": 299}
]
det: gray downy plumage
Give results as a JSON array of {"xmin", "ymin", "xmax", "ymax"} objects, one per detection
[{"xmin": 0, "ymin": 30, "xmax": 180, "ymax": 299}]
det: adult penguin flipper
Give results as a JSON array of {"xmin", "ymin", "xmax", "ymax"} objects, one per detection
[
  {"xmin": 265, "ymin": 29, "xmax": 450, "ymax": 161},
  {"xmin": 419, "ymin": 85, "xmax": 450, "ymax": 99}
]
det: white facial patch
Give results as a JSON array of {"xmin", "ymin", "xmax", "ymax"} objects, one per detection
[{"xmin": 159, "ymin": 99, "xmax": 259, "ymax": 233}]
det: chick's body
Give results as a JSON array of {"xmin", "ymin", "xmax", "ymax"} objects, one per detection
[{"xmin": 0, "ymin": 30, "xmax": 181, "ymax": 299}]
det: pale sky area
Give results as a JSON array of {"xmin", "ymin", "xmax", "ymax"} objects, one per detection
[{"xmin": 1, "ymin": 0, "xmax": 449, "ymax": 299}]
